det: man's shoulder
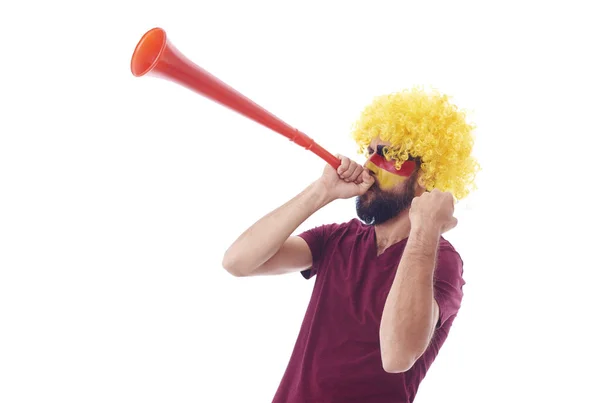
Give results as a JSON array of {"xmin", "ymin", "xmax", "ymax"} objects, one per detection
[
  {"xmin": 437, "ymin": 236, "xmax": 465, "ymax": 277},
  {"xmin": 439, "ymin": 236, "xmax": 461, "ymax": 256},
  {"xmin": 321, "ymin": 218, "xmax": 367, "ymax": 236},
  {"xmin": 298, "ymin": 218, "xmax": 365, "ymax": 243}
]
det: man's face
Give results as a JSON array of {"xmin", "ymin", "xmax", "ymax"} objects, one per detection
[{"xmin": 356, "ymin": 142, "xmax": 418, "ymax": 225}]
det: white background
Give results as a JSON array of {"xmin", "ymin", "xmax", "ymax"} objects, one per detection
[{"xmin": 1, "ymin": 1, "xmax": 599, "ymax": 402}]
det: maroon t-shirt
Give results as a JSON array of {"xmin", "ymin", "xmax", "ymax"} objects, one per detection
[{"xmin": 272, "ymin": 218, "xmax": 465, "ymax": 403}]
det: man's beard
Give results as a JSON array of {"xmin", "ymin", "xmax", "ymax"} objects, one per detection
[{"xmin": 355, "ymin": 180, "xmax": 415, "ymax": 225}]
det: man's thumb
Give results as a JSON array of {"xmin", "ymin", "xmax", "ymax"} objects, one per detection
[{"xmin": 359, "ymin": 175, "xmax": 375, "ymax": 190}]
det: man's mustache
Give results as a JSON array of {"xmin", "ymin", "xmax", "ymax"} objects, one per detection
[
  {"xmin": 366, "ymin": 171, "xmax": 380, "ymax": 189},
  {"xmin": 368, "ymin": 177, "xmax": 381, "ymax": 191}
]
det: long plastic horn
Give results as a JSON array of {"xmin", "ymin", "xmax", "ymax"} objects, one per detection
[{"xmin": 130, "ymin": 27, "xmax": 340, "ymax": 169}]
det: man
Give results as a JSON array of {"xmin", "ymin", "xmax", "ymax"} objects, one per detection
[{"xmin": 222, "ymin": 88, "xmax": 479, "ymax": 402}]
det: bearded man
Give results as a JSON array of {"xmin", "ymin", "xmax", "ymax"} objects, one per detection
[{"xmin": 223, "ymin": 88, "xmax": 480, "ymax": 403}]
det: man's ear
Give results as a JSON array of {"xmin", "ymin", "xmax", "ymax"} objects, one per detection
[
  {"xmin": 411, "ymin": 171, "xmax": 426, "ymax": 196},
  {"xmin": 416, "ymin": 171, "xmax": 427, "ymax": 190}
]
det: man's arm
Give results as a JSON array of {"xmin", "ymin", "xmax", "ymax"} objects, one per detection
[
  {"xmin": 222, "ymin": 180, "xmax": 332, "ymax": 277},
  {"xmin": 379, "ymin": 225, "xmax": 441, "ymax": 373},
  {"xmin": 222, "ymin": 155, "xmax": 374, "ymax": 277},
  {"xmin": 379, "ymin": 189, "xmax": 458, "ymax": 373}
]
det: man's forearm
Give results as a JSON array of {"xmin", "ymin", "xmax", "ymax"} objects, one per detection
[
  {"xmin": 222, "ymin": 181, "xmax": 332, "ymax": 276},
  {"xmin": 379, "ymin": 225, "xmax": 441, "ymax": 372}
]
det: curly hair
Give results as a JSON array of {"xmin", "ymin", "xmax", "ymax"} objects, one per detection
[{"xmin": 351, "ymin": 87, "xmax": 480, "ymax": 200}]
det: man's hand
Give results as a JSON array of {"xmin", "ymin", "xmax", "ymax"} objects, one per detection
[
  {"xmin": 317, "ymin": 154, "xmax": 374, "ymax": 201},
  {"xmin": 409, "ymin": 189, "xmax": 457, "ymax": 234}
]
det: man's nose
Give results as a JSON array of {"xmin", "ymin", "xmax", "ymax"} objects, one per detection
[{"xmin": 363, "ymin": 163, "xmax": 378, "ymax": 179}]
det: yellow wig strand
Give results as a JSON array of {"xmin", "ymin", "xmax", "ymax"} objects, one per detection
[{"xmin": 351, "ymin": 87, "xmax": 480, "ymax": 200}]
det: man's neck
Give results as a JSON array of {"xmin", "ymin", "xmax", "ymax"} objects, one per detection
[{"xmin": 373, "ymin": 210, "xmax": 412, "ymax": 255}]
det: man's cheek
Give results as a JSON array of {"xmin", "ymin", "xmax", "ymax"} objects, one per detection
[
  {"xmin": 378, "ymin": 171, "xmax": 409, "ymax": 190},
  {"xmin": 365, "ymin": 161, "xmax": 410, "ymax": 190}
]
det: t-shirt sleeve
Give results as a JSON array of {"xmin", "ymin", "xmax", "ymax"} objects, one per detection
[
  {"xmin": 434, "ymin": 246, "xmax": 465, "ymax": 329},
  {"xmin": 296, "ymin": 223, "xmax": 333, "ymax": 280}
]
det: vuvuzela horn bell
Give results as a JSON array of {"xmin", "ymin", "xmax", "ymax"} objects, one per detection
[{"xmin": 130, "ymin": 27, "xmax": 340, "ymax": 169}]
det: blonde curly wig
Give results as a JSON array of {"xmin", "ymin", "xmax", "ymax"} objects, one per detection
[{"xmin": 351, "ymin": 87, "xmax": 480, "ymax": 200}]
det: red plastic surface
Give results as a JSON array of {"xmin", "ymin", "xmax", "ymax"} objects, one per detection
[
  {"xmin": 131, "ymin": 27, "xmax": 340, "ymax": 169},
  {"xmin": 368, "ymin": 154, "xmax": 416, "ymax": 177}
]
